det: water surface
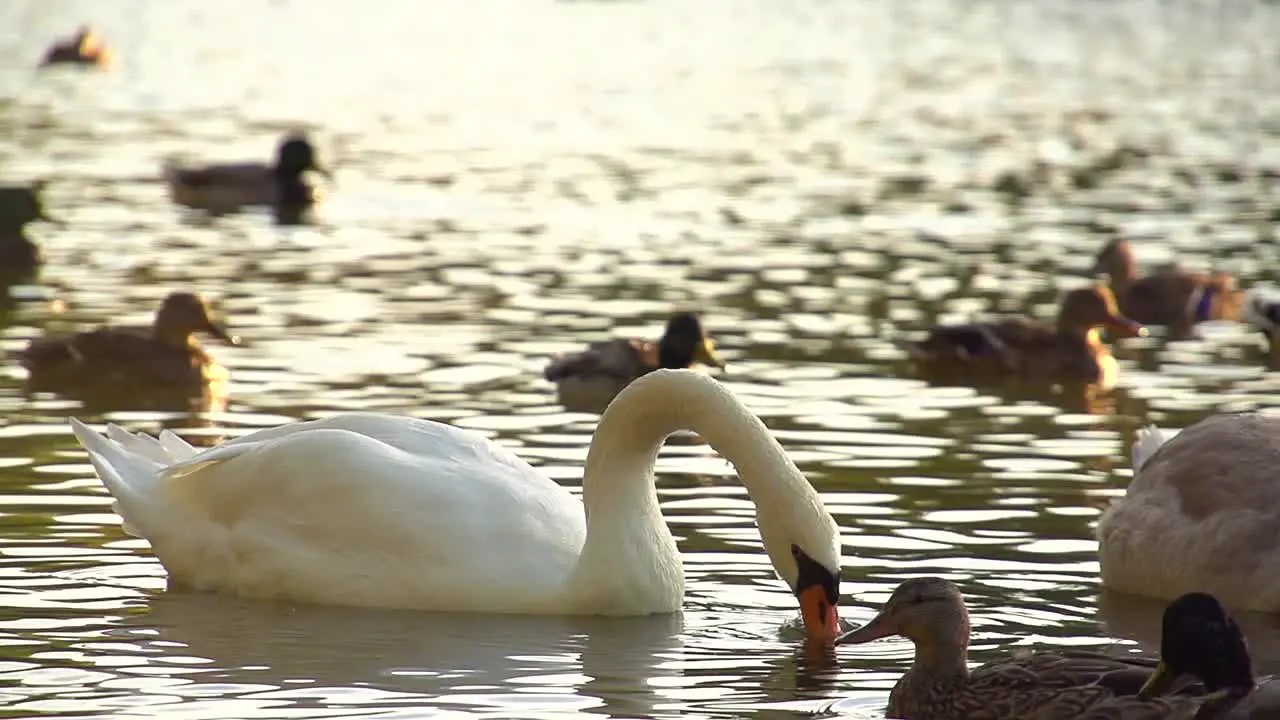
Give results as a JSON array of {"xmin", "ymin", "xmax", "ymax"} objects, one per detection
[{"xmin": 2, "ymin": 0, "xmax": 1280, "ymax": 717}]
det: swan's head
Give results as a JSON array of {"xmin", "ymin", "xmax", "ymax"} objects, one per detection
[
  {"xmin": 1139, "ymin": 592, "xmax": 1255, "ymax": 699},
  {"xmin": 758, "ymin": 501, "xmax": 841, "ymax": 643}
]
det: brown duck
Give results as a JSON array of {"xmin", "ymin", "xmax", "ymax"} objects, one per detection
[
  {"xmin": 0, "ymin": 182, "xmax": 52, "ymax": 283},
  {"xmin": 163, "ymin": 132, "xmax": 331, "ymax": 221},
  {"xmin": 836, "ymin": 578, "xmax": 1225, "ymax": 720},
  {"xmin": 40, "ymin": 26, "xmax": 113, "ymax": 68},
  {"xmin": 905, "ymin": 285, "xmax": 1146, "ymax": 388},
  {"xmin": 544, "ymin": 312, "xmax": 726, "ymax": 413},
  {"xmin": 19, "ymin": 292, "xmax": 240, "ymax": 398},
  {"xmin": 1092, "ymin": 238, "xmax": 1245, "ymax": 338}
]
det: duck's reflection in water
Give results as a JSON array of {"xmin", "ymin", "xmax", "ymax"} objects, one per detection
[{"xmin": 1098, "ymin": 589, "xmax": 1280, "ymax": 676}]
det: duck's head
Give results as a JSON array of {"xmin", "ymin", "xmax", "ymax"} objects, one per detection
[
  {"xmin": 1139, "ymin": 592, "xmax": 1255, "ymax": 699},
  {"xmin": 657, "ymin": 312, "xmax": 726, "ymax": 370},
  {"xmin": 835, "ymin": 577, "xmax": 969, "ymax": 649},
  {"xmin": 1057, "ymin": 285, "xmax": 1146, "ymax": 339},
  {"xmin": 0, "ymin": 182, "xmax": 56, "ymax": 230},
  {"xmin": 1091, "ymin": 238, "xmax": 1138, "ymax": 284},
  {"xmin": 1244, "ymin": 289, "xmax": 1280, "ymax": 364},
  {"xmin": 154, "ymin": 292, "xmax": 241, "ymax": 347},
  {"xmin": 274, "ymin": 133, "xmax": 331, "ymax": 181}
]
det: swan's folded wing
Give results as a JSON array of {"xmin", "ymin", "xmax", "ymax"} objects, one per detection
[{"xmin": 160, "ymin": 439, "xmax": 266, "ymax": 480}]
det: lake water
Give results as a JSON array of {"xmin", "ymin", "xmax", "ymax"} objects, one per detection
[{"xmin": 2, "ymin": 0, "xmax": 1280, "ymax": 717}]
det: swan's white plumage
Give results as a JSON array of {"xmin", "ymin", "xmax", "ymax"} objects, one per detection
[
  {"xmin": 1097, "ymin": 413, "xmax": 1280, "ymax": 611},
  {"xmin": 70, "ymin": 369, "xmax": 841, "ymax": 617},
  {"xmin": 72, "ymin": 413, "xmax": 584, "ymax": 612}
]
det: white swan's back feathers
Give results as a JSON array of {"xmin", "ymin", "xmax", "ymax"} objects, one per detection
[{"xmin": 72, "ymin": 413, "xmax": 586, "ymax": 612}]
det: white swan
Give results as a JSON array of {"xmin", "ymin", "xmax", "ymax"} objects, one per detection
[
  {"xmin": 1096, "ymin": 413, "xmax": 1280, "ymax": 612},
  {"xmin": 70, "ymin": 369, "xmax": 845, "ymax": 640}
]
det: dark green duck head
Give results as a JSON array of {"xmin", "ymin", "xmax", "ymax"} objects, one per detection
[
  {"xmin": 1139, "ymin": 592, "xmax": 1255, "ymax": 699},
  {"xmin": 657, "ymin": 312, "xmax": 726, "ymax": 370}
]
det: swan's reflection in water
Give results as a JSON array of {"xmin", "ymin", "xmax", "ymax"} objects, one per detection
[{"xmin": 112, "ymin": 593, "xmax": 686, "ymax": 718}]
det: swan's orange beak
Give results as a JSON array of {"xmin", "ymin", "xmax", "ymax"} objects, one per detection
[
  {"xmin": 798, "ymin": 583, "xmax": 840, "ymax": 644},
  {"xmin": 792, "ymin": 544, "xmax": 841, "ymax": 644}
]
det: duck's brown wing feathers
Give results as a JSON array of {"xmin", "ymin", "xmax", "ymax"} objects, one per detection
[
  {"xmin": 21, "ymin": 327, "xmax": 204, "ymax": 386},
  {"xmin": 165, "ymin": 162, "xmax": 271, "ymax": 189},
  {"xmin": 933, "ymin": 650, "xmax": 1203, "ymax": 719},
  {"xmin": 543, "ymin": 339, "xmax": 648, "ymax": 382},
  {"xmin": 907, "ymin": 319, "xmax": 1060, "ymax": 369}
]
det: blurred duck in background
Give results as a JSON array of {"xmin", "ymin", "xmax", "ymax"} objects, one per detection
[
  {"xmin": 40, "ymin": 26, "xmax": 113, "ymax": 68},
  {"xmin": 0, "ymin": 181, "xmax": 54, "ymax": 284},
  {"xmin": 18, "ymin": 291, "xmax": 240, "ymax": 410},
  {"xmin": 1091, "ymin": 237, "xmax": 1244, "ymax": 339},
  {"xmin": 1243, "ymin": 288, "xmax": 1280, "ymax": 367},
  {"xmin": 544, "ymin": 312, "xmax": 726, "ymax": 413},
  {"xmin": 162, "ymin": 132, "xmax": 331, "ymax": 223},
  {"xmin": 905, "ymin": 284, "xmax": 1146, "ymax": 389}
]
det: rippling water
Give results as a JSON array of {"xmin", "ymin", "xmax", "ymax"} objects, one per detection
[{"xmin": 3, "ymin": 0, "xmax": 1280, "ymax": 717}]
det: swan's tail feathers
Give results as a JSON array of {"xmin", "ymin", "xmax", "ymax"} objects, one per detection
[
  {"xmin": 1131, "ymin": 425, "xmax": 1168, "ymax": 474},
  {"xmin": 70, "ymin": 418, "xmax": 168, "ymax": 538},
  {"xmin": 157, "ymin": 429, "xmax": 199, "ymax": 463}
]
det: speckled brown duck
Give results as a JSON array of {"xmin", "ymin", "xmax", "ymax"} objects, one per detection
[
  {"xmin": 835, "ymin": 578, "xmax": 1225, "ymax": 720},
  {"xmin": 1092, "ymin": 238, "xmax": 1244, "ymax": 338},
  {"xmin": 19, "ymin": 292, "xmax": 240, "ymax": 401},
  {"xmin": 0, "ymin": 182, "xmax": 53, "ymax": 284},
  {"xmin": 905, "ymin": 285, "xmax": 1146, "ymax": 389},
  {"xmin": 163, "ymin": 132, "xmax": 330, "ymax": 221},
  {"xmin": 40, "ymin": 26, "xmax": 113, "ymax": 68},
  {"xmin": 543, "ymin": 312, "xmax": 726, "ymax": 413}
]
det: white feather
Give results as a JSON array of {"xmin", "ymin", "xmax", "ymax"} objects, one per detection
[{"xmin": 1131, "ymin": 425, "xmax": 1168, "ymax": 474}]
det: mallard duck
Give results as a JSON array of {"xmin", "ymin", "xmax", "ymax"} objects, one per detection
[
  {"xmin": 835, "ymin": 577, "xmax": 1214, "ymax": 720},
  {"xmin": 39, "ymin": 25, "xmax": 113, "ymax": 68},
  {"xmin": 543, "ymin": 312, "xmax": 727, "ymax": 413},
  {"xmin": 162, "ymin": 132, "xmax": 330, "ymax": 219},
  {"xmin": 1135, "ymin": 592, "xmax": 1280, "ymax": 718},
  {"xmin": 0, "ymin": 182, "xmax": 53, "ymax": 281},
  {"xmin": 1097, "ymin": 413, "xmax": 1280, "ymax": 612},
  {"xmin": 19, "ymin": 291, "xmax": 239, "ymax": 396},
  {"xmin": 905, "ymin": 285, "xmax": 1146, "ymax": 388},
  {"xmin": 1091, "ymin": 238, "xmax": 1244, "ymax": 338},
  {"xmin": 1242, "ymin": 289, "xmax": 1280, "ymax": 366},
  {"xmin": 69, "ymin": 369, "xmax": 845, "ymax": 642}
]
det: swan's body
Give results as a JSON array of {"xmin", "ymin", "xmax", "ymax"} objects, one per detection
[
  {"xmin": 71, "ymin": 370, "xmax": 843, "ymax": 634},
  {"xmin": 1097, "ymin": 413, "xmax": 1280, "ymax": 611}
]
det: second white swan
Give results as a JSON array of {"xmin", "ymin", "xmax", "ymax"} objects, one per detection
[{"xmin": 70, "ymin": 369, "xmax": 845, "ymax": 641}]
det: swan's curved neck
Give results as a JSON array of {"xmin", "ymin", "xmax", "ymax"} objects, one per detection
[{"xmin": 568, "ymin": 369, "xmax": 824, "ymax": 613}]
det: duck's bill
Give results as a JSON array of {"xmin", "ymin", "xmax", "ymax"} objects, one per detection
[
  {"xmin": 206, "ymin": 323, "xmax": 242, "ymax": 346},
  {"xmin": 1136, "ymin": 660, "xmax": 1191, "ymax": 700},
  {"xmin": 833, "ymin": 612, "xmax": 896, "ymax": 646},
  {"xmin": 797, "ymin": 584, "xmax": 841, "ymax": 644},
  {"xmin": 1108, "ymin": 317, "xmax": 1147, "ymax": 338},
  {"xmin": 696, "ymin": 339, "xmax": 727, "ymax": 369},
  {"xmin": 311, "ymin": 163, "xmax": 334, "ymax": 180}
]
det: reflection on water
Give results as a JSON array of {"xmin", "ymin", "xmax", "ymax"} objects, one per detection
[{"xmin": 1, "ymin": 0, "xmax": 1279, "ymax": 717}]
